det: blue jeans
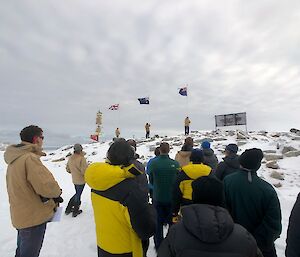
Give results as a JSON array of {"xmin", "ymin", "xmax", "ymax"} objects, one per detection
[
  {"xmin": 15, "ymin": 222, "xmax": 47, "ymax": 257},
  {"xmin": 74, "ymin": 184, "xmax": 85, "ymax": 204},
  {"xmin": 153, "ymin": 201, "xmax": 172, "ymax": 250}
]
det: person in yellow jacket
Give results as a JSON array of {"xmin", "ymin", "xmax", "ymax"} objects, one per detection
[
  {"xmin": 65, "ymin": 144, "xmax": 88, "ymax": 217},
  {"xmin": 115, "ymin": 128, "xmax": 120, "ymax": 138},
  {"xmin": 172, "ymin": 149, "xmax": 211, "ymax": 218},
  {"xmin": 4, "ymin": 125, "xmax": 62, "ymax": 257},
  {"xmin": 145, "ymin": 123, "xmax": 151, "ymax": 138},
  {"xmin": 85, "ymin": 138, "xmax": 156, "ymax": 257},
  {"xmin": 184, "ymin": 116, "xmax": 191, "ymax": 135}
]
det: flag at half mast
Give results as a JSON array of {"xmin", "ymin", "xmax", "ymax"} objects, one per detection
[
  {"xmin": 138, "ymin": 97, "xmax": 149, "ymax": 104},
  {"xmin": 109, "ymin": 104, "xmax": 119, "ymax": 110},
  {"xmin": 179, "ymin": 87, "xmax": 187, "ymax": 96}
]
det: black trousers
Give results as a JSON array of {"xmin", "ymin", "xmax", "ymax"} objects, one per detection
[
  {"xmin": 184, "ymin": 126, "xmax": 189, "ymax": 135},
  {"xmin": 260, "ymin": 243, "xmax": 277, "ymax": 257}
]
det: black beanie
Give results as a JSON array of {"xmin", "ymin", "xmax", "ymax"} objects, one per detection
[
  {"xmin": 192, "ymin": 176, "xmax": 224, "ymax": 206},
  {"xmin": 190, "ymin": 149, "xmax": 204, "ymax": 164},
  {"xmin": 107, "ymin": 139, "xmax": 134, "ymax": 166},
  {"xmin": 225, "ymin": 143, "xmax": 238, "ymax": 154},
  {"xmin": 239, "ymin": 148, "xmax": 263, "ymax": 172}
]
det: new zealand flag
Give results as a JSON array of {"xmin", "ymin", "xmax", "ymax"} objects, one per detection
[{"xmin": 179, "ymin": 87, "xmax": 187, "ymax": 96}]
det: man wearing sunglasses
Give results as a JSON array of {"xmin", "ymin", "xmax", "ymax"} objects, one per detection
[{"xmin": 4, "ymin": 125, "xmax": 62, "ymax": 257}]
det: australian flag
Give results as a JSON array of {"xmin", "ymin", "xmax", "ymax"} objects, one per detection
[
  {"xmin": 179, "ymin": 87, "xmax": 187, "ymax": 96},
  {"xmin": 138, "ymin": 97, "xmax": 149, "ymax": 104}
]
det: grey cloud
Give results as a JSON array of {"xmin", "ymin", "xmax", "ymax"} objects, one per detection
[{"xmin": 0, "ymin": 0, "xmax": 300, "ymax": 147}]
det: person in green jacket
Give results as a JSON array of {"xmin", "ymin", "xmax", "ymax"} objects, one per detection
[
  {"xmin": 224, "ymin": 148, "xmax": 282, "ymax": 257},
  {"xmin": 148, "ymin": 142, "xmax": 180, "ymax": 250}
]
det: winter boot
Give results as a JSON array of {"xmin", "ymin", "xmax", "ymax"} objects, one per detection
[
  {"xmin": 72, "ymin": 201, "xmax": 82, "ymax": 217},
  {"xmin": 65, "ymin": 197, "xmax": 75, "ymax": 215}
]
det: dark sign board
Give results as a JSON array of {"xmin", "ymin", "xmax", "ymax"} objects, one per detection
[{"xmin": 215, "ymin": 112, "xmax": 247, "ymax": 127}]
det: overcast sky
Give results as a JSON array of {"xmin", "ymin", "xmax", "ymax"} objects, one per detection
[{"xmin": 0, "ymin": 0, "xmax": 300, "ymax": 145}]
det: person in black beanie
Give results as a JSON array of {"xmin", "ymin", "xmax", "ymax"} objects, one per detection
[
  {"xmin": 224, "ymin": 148, "xmax": 282, "ymax": 257},
  {"xmin": 158, "ymin": 175, "xmax": 263, "ymax": 257},
  {"xmin": 85, "ymin": 139, "xmax": 156, "ymax": 257}
]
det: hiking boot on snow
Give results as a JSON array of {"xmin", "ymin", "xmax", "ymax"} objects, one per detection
[
  {"xmin": 65, "ymin": 197, "xmax": 75, "ymax": 215},
  {"xmin": 72, "ymin": 201, "xmax": 82, "ymax": 217}
]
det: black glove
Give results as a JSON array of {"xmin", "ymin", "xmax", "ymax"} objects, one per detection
[
  {"xmin": 40, "ymin": 196, "xmax": 50, "ymax": 203},
  {"xmin": 53, "ymin": 196, "xmax": 64, "ymax": 203}
]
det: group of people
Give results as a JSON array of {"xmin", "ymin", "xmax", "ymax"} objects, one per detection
[
  {"xmin": 3, "ymin": 125, "xmax": 300, "ymax": 257},
  {"xmin": 147, "ymin": 139, "xmax": 281, "ymax": 257},
  {"xmin": 114, "ymin": 116, "xmax": 192, "ymax": 140}
]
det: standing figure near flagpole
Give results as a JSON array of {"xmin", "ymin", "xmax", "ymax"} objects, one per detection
[
  {"xmin": 115, "ymin": 128, "xmax": 120, "ymax": 138},
  {"xmin": 184, "ymin": 117, "xmax": 191, "ymax": 135},
  {"xmin": 145, "ymin": 123, "xmax": 151, "ymax": 139}
]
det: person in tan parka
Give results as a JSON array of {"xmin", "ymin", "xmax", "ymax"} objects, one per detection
[
  {"xmin": 4, "ymin": 125, "xmax": 62, "ymax": 257},
  {"xmin": 175, "ymin": 137, "xmax": 194, "ymax": 167},
  {"xmin": 65, "ymin": 143, "xmax": 88, "ymax": 217},
  {"xmin": 184, "ymin": 117, "xmax": 191, "ymax": 135},
  {"xmin": 145, "ymin": 123, "xmax": 151, "ymax": 138},
  {"xmin": 115, "ymin": 128, "xmax": 121, "ymax": 138}
]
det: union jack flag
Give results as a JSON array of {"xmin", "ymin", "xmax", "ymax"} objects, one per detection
[
  {"xmin": 90, "ymin": 134, "xmax": 99, "ymax": 141},
  {"xmin": 109, "ymin": 104, "xmax": 119, "ymax": 110}
]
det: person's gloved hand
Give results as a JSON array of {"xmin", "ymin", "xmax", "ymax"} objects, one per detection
[
  {"xmin": 53, "ymin": 196, "xmax": 64, "ymax": 203},
  {"xmin": 40, "ymin": 196, "xmax": 50, "ymax": 203}
]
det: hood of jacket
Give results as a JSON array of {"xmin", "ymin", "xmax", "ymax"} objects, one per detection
[
  {"xmin": 202, "ymin": 148, "xmax": 215, "ymax": 157},
  {"xmin": 223, "ymin": 155, "xmax": 240, "ymax": 169},
  {"xmin": 182, "ymin": 163, "xmax": 211, "ymax": 179},
  {"xmin": 85, "ymin": 162, "xmax": 137, "ymax": 191},
  {"xmin": 4, "ymin": 142, "xmax": 45, "ymax": 165},
  {"xmin": 182, "ymin": 204, "xmax": 234, "ymax": 243},
  {"xmin": 177, "ymin": 151, "xmax": 192, "ymax": 158}
]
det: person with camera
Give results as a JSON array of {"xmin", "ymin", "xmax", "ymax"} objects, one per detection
[
  {"xmin": 85, "ymin": 138, "xmax": 156, "ymax": 257},
  {"xmin": 4, "ymin": 125, "xmax": 62, "ymax": 257}
]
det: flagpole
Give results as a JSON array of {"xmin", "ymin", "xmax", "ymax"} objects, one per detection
[
  {"xmin": 186, "ymin": 85, "xmax": 189, "ymax": 117},
  {"xmin": 148, "ymin": 95, "xmax": 151, "ymax": 128},
  {"xmin": 118, "ymin": 106, "xmax": 120, "ymax": 128},
  {"xmin": 186, "ymin": 92, "xmax": 189, "ymax": 116}
]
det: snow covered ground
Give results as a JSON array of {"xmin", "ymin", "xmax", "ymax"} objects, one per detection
[{"xmin": 0, "ymin": 130, "xmax": 300, "ymax": 257}]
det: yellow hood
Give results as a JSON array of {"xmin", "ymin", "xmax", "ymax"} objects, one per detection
[
  {"xmin": 182, "ymin": 163, "xmax": 211, "ymax": 179},
  {"xmin": 85, "ymin": 162, "xmax": 136, "ymax": 191}
]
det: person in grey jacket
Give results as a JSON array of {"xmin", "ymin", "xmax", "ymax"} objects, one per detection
[
  {"xmin": 201, "ymin": 141, "xmax": 218, "ymax": 172},
  {"xmin": 215, "ymin": 143, "xmax": 239, "ymax": 180},
  {"xmin": 158, "ymin": 175, "xmax": 262, "ymax": 257}
]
